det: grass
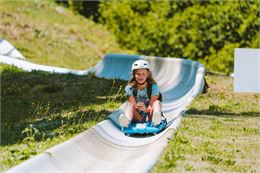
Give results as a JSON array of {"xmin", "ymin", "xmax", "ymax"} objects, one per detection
[
  {"xmin": 151, "ymin": 75, "xmax": 260, "ymax": 173},
  {"xmin": 0, "ymin": 0, "xmax": 133, "ymax": 70},
  {"xmin": 0, "ymin": 64, "xmax": 126, "ymax": 171}
]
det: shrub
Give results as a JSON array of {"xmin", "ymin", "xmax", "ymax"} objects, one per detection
[{"xmin": 99, "ymin": 0, "xmax": 259, "ymax": 74}]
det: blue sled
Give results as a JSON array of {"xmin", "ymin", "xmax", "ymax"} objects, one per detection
[{"xmin": 122, "ymin": 119, "xmax": 167, "ymax": 135}]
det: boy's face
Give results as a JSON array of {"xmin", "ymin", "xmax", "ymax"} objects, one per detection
[{"xmin": 134, "ymin": 69, "xmax": 149, "ymax": 84}]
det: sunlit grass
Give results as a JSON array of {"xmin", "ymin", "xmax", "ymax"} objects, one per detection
[{"xmin": 0, "ymin": 0, "xmax": 133, "ymax": 70}]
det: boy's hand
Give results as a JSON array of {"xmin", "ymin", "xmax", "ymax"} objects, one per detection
[{"xmin": 136, "ymin": 102, "xmax": 146, "ymax": 112}]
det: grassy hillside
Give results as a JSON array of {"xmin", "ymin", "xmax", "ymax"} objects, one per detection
[{"xmin": 0, "ymin": 0, "xmax": 133, "ymax": 70}]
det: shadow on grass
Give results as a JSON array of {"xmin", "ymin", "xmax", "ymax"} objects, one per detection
[
  {"xmin": 1, "ymin": 68, "xmax": 126, "ymax": 145},
  {"xmin": 1, "ymin": 108, "xmax": 112, "ymax": 146}
]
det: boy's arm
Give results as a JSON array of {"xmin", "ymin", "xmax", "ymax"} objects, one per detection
[
  {"xmin": 128, "ymin": 96, "xmax": 143, "ymax": 122},
  {"xmin": 128, "ymin": 96, "xmax": 137, "ymax": 106},
  {"xmin": 150, "ymin": 95, "xmax": 159, "ymax": 106}
]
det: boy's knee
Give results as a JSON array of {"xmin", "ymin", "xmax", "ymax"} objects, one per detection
[
  {"xmin": 152, "ymin": 100, "xmax": 161, "ymax": 106},
  {"xmin": 127, "ymin": 101, "xmax": 134, "ymax": 107}
]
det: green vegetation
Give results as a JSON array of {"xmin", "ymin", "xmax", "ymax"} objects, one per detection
[
  {"xmin": 0, "ymin": 0, "xmax": 132, "ymax": 70},
  {"xmin": 0, "ymin": 64, "xmax": 126, "ymax": 171},
  {"xmin": 99, "ymin": 0, "xmax": 259, "ymax": 74},
  {"xmin": 151, "ymin": 76, "xmax": 260, "ymax": 172}
]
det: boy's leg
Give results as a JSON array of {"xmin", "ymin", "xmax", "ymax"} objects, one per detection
[
  {"xmin": 125, "ymin": 102, "xmax": 134, "ymax": 120},
  {"xmin": 119, "ymin": 102, "xmax": 134, "ymax": 127},
  {"xmin": 132, "ymin": 109, "xmax": 143, "ymax": 123},
  {"xmin": 152, "ymin": 100, "xmax": 162, "ymax": 126}
]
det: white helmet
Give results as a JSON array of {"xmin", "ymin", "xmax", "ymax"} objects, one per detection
[{"xmin": 131, "ymin": 60, "xmax": 150, "ymax": 72}]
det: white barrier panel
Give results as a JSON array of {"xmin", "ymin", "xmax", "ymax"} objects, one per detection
[{"xmin": 234, "ymin": 48, "xmax": 260, "ymax": 93}]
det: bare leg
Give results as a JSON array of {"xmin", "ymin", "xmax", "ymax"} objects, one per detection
[
  {"xmin": 125, "ymin": 102, "xmax": 134, "ymax": 121},
  {"xmin": 132, "ymin": 108, "xmax": 142, "ymax": 123},
  {"xmin": 152, "ymin": 100, "xmax": 161, "ymax": 114},
  {"xmin": 119, "ymin": 102, "xmax": 134, "ymax": 127},
  {"xmin": 152, "ymin": 100, "xmax": 162, "ymax": 126}
]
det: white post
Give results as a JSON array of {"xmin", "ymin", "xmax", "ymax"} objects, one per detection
[{"xmin": 234, "ymin": 48, "xmax": 260, "ymax": 93}]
